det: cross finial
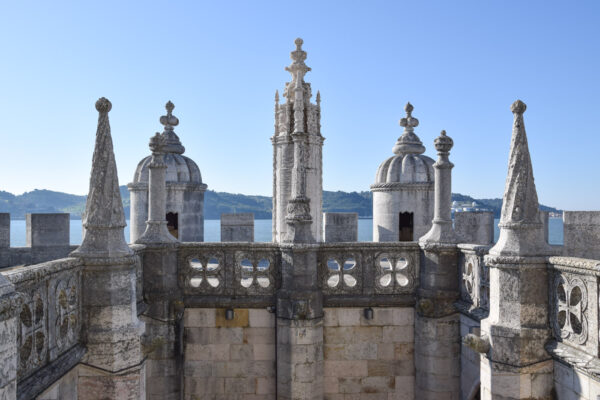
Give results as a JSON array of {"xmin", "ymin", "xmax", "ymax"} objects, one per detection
[
  {"xmin": 160, "ymin": 100, "xmax": 179, "ymax": 131},
  {"xmin": 399, "ymin": 102, "xmax": 419, "ymax": 132}
]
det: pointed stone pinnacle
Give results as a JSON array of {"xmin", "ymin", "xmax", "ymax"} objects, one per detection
[
  {"xmin": 489, "ymin": 99, "xmax": 551, "ymax": 256},
  {"xmin": 71, "ymin": 98, "xmax": 131, "ymax": 258},
  {"xmin": 275, "ymin": 90, "xmax": 279, "ymax": 104}
]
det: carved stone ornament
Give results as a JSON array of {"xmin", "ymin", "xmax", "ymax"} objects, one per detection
[{"xmin": 552, "ymin": 273, "xmax": 588, "ymax": 345}]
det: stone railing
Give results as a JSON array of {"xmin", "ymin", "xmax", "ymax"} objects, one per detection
[
  {"xmin": 547, "ymin": 257, "xmax": 599, "ymax": 367},
  {"xmin": 2, "ymin": 257, "xmax": 84, "ymax": 399},
  {"xmin": 456, "ymin": 244, "xmax": 491, "ymax": 319},
  {"xmin": 178, "ymin": 242, "xmax": 420, "ymax": 307},
  {"xmin": 317, "ymin": 242, "xmax": 420, "ymax": 306},
  {"xmin": 178, "ymin": 243, "xmax": 281, "ymax": 307}
]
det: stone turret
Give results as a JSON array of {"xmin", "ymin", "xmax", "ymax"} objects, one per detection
[
  {"xmin": 272, "ymin": 38, "xmax": 324, "ymax": 243},
  {"xmin": 372, "ymin": 103, "xmax": 435, "ymax": 241},
  {"xmin": 129, "ymin": 102, "xmax": 207, "ymax": 243}
]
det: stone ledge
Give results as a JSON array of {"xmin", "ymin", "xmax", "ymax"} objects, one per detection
[{"xmin": 17, "ymin": 344, "xmax": 85, "ymax": 400}]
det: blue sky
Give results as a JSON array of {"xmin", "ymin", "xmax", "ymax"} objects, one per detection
[{"xmin": 0, "ymin": 1, "xmax": 599, "ymax": 210}]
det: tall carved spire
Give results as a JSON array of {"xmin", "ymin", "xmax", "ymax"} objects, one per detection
[
  {"xmin": 490, "ymin": 100, "xmax": 549, "ymax": 256},
  {"xmin": 393, "ymin": 102, "xmax": 426, "ymax": 155},
  {"xmin": 72, "ymin": 98, "xmax": 131, "ymax": 258}
]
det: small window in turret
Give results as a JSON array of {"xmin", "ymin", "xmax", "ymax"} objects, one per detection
[
  {"xmin": 399, "ymin": 212, "xmax": 413, "ymax": 241},
  {"xmin": 166, "ymin": 212, "xmax": 179, "ymax": 239}
]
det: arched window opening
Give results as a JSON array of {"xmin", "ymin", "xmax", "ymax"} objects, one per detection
[
  {"xmin": 166, "ymin": 212, "xmax": 179, "ymax": 239},
  {"xmin": 399, "ymin": 212, "xmax": 413, "ymax": 241}
]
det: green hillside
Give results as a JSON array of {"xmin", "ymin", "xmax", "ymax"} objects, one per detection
[{"xmin": 0, "ymin": 186, "xmax": 561, "ymax": 220}]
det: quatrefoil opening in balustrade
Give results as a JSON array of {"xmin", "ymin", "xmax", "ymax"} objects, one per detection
[
  {"xmin": 554, "ymin": 276, "xmax": 588, "ymax": 345},
  {"xmin": 378, "ymin": 256, "xmax": 410, "ymax": 288},
  {"xmin": 462, "ymin": 260, "xmax": 476, "ymax": 303},
  {"xmin": 326, "ymin": 257, "xmax": 357, "ymax": 288},
  {"xmin": 240, "ymin": 258, "xmax": 271, "ymax": 288},
  {"xmin": 188, "ymin": 257, "xmax": 221, "ymax": 288}
]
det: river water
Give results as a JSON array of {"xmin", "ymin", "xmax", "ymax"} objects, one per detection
[{"xmin": 8, "ymin": 218, "xmax": 564, "ymax": 247}]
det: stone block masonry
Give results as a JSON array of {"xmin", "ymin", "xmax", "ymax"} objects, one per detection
[
  {"xmin": 322, "ymin": 213, "xmax": 358, "ymax": 243},
  {"xmin": 322, "ymin": 307, "xmax": 414, "ymax": 399},
  {"xmin": 183, "ymin": 308, "xmax": 276, "ymax": 399},
  {"xmin": 221, "ymin": 213, "xmax": 254, "ymax": 242},
  {"xmin": 563, "ymin": 211, "xmax": 600, "ymax": 260},
  {"xmin": 0, "ymin": 213, "xmax": 8, "ymax": 248},
  {"xmin": 454, "ymin": 211, "xmax": 494, "ymax": 245},
  {"xmin": 26, "ymin": 213, "xmax": 70, "ymax": 247}
]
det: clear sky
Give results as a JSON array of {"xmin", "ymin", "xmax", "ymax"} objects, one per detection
[{"xmin": 1, "ymin": 1, "xmax": 599, "ymax": 210}]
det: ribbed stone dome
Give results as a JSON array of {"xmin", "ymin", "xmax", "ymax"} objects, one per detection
[
  {"xmin": 132, "ymin": 153, "xmax": 203, "ymax": 184},
  {"xmin": 374, "ymin": 154, "xmax": 434, "ymax": 184}
]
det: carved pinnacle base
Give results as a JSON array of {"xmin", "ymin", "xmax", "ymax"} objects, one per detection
[
  {"xmin": 419, "ymin": 220, "xmax": 459, "ymax": 245},
  {"xmin": 136, "ymin": 221, "xmax": 176, "ymax": 244}
]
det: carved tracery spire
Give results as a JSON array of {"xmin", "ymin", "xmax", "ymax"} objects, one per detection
[{"xmin": 393, "ymin": 102, "xmax": 426, "ymax": 155}]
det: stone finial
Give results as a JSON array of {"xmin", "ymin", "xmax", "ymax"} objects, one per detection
[
  {"xmin": 275, "ymin": 90, "xmax": 279, "ymax": 105},
  {"xmin": 399, "ymin": 102, "xmax": 419, "ymax": 131},
  {"xmin": 71, "ymin": 98, "xmax": 132, "ymax": 258},
  {"xmin": 285, "ymin": 38, "xmax": 311, "ymax": 86},
  {"xmin": 393, "ymin": 102, "xmax": 426, "ymax": 155},
  {"xmin": 160, "ymin": 101, "xmax": 179, "ymax": 131},
  {"xmin": 316, "ymin": 91, "xmax": 321, "ymax": 106},
  {"xmin": 434, "ymin": 130, "xmax": 454, "ymax": 154},
  {"xmin": 489, "ymin": 100, "xmax": 550, "ymax": 256},
  {"xmin": 95, "ymin": 97, "xmax": 112, "ymax": 113},
  {"xmin": 157, "ymin": 101, "xmax": 185, "ymax": 154}
]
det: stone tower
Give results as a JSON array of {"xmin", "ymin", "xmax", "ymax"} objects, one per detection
[
  {"xmin": 371, "ymin": 103, "xmax": 435, "ymax": 241},
  {"xmin": 128, "ymin": 101, "xmax": 207, "ymax": 242},
  {"xmin": 272, "ymin": 38, "xmax": 324, "ymax": 243}
]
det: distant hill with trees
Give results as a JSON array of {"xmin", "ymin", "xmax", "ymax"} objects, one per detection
[{"xmin": 0, "ymin": 186, "xmax": 561, "ymax": 219}]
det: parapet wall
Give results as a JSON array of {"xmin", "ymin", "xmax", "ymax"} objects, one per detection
[
  {"xmin": 563, "ymin": 211, "xmax": 600, "ymax": 260},
  {"xmin": 0, "ymin": 213, "xmax": 75, "ymax": 268}
]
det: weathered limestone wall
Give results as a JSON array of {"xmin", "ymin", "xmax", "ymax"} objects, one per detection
[
  {"xmin": 26, "ymin": 213, "xmax": 70, "ymax": 247},
  {"xmin": 36, "ymin": 366, "xmax": 78, "ymax": 399},
  {"xmin": 0, "ymin": 213, "xmax": 8, "ymax": 248},
  {"xmin": 166, "ymin": 183, "xmax": 205, "ymax": 242},
  {"xmin": 322, "ymin": 307, "xmax": 414, "ymax": 398},
  {"xmin": 454, "ymin": 211, "xmax": 494, "ymax": 245},
  {"xmin": 129, "ymin": 183, "xmax": 205, "ymax": 243},
  {"xmin": 372, "ymin": 188, "xmax": 434, "ymax": 242},
  {"xmin": 563, "ymin": 211, "xmax": 600, "ymax": 260},
  {"xmin": 553, "ymin": 361, "xmax": 600, "ymax": 399},
  {"xmin": 221, "ymin": 213, "xmax": 254, "ymax": 242},
  {"xmin": 322, "ymin": 212, "xmax": 358, "ymax": 243},
  {"xmin": 184, "ymin": 308, "xmax": 276, "ymax": 399},
  {"xmin": 0, "ymin": 213, "xmax": 76, "ymax": 268},
  {"xmin": 460, "ymin": 314, "xmax": 481, "ymax": 400}
]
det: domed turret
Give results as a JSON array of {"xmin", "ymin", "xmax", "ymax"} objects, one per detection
[
  {"xmin": 371, "ymin": 103, "xmax": 435, "ymax": 241},
  {"xmin": 128, "ymin": 102, "xmax": 207, "ymax": 242}
]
